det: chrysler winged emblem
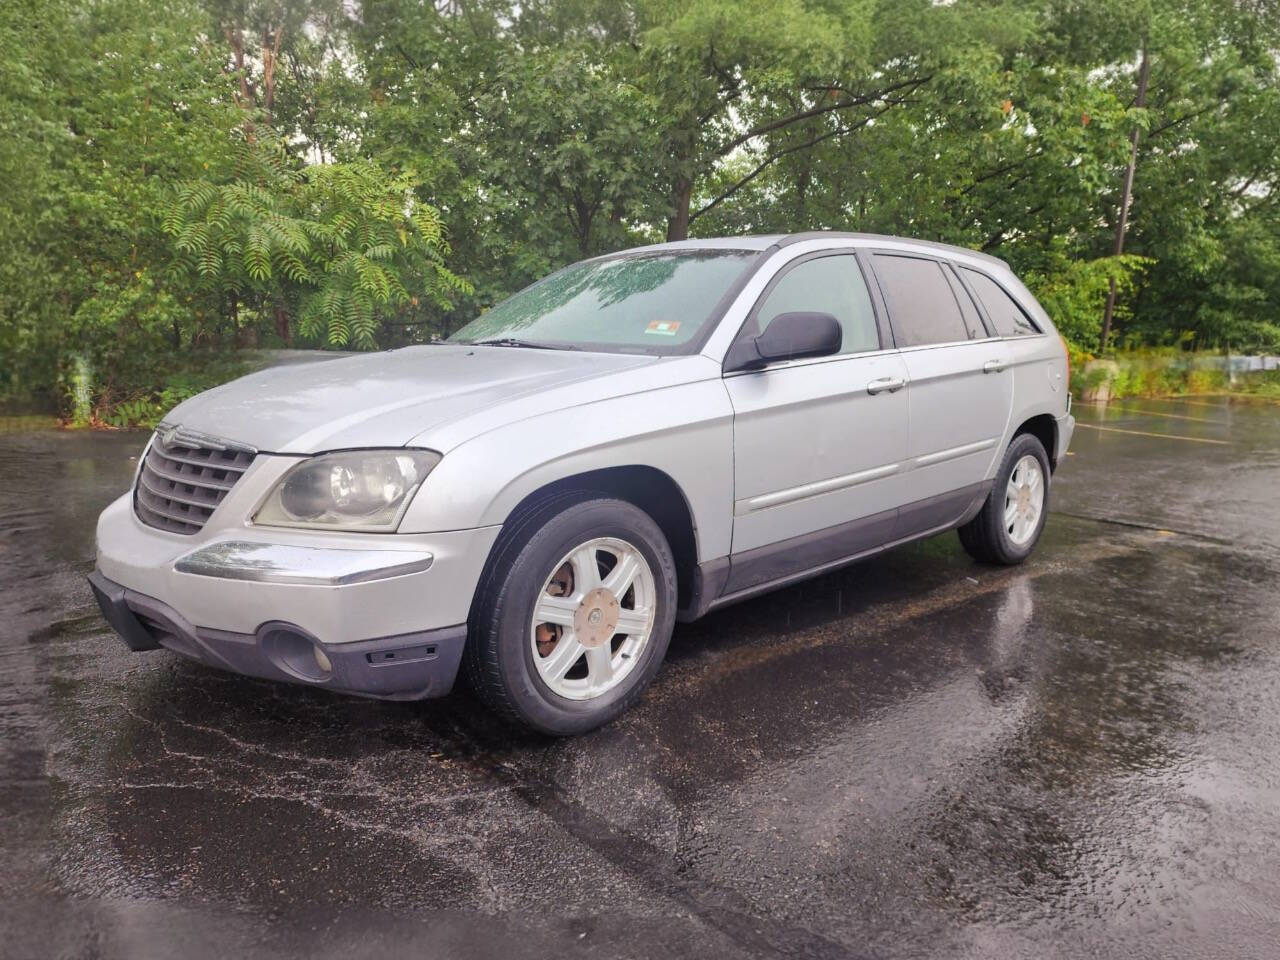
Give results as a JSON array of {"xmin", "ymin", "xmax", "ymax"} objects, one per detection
[{"xmin": 155, "ymin": 423, "xmax": 257, "ymax": 455}]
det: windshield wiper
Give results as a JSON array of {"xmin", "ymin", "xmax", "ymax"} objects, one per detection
[{"xmin": 467, "ymin": 337, "xmax": 576, "ymax": 351}]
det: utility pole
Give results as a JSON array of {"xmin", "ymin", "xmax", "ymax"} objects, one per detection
[{"xmin": 1100, "ymin": 41, "xmax": 1151, "ymax": 354}]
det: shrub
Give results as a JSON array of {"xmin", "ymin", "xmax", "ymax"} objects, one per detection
[{"xmin": 85, "ymin": 352, "xmax": 251, "ymax": 429}]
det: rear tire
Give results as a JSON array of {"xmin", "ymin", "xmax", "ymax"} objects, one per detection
[
  {"xmin": 463, "ymin": 495, "xmax": 677, "ymax": 735},
  {"xmin": 958, "ymin": 433, "xmax": 1051, "ymax": 565}
]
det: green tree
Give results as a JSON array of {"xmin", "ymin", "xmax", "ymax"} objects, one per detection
[
  {"xmin": 4, "ymin": 0, "xmax": 1280, "ymax": 418},
  {"xmin": 165, "ymin": 142, "xmax": 471, "ymax": 348},
  {"xmin": 1114, "ymin": 0, "xmax": 1280, "ymax": 351},
  {"xmin": 477, "ymin": 48, "xmax": 657, "ymax": 259},
  {"xmin": 605, "ymin": 0, "xmax": 965, "ymax": 241},
  {"xmin": 0, "ymin": 0, "xmax": 243, "ymax": 402}
]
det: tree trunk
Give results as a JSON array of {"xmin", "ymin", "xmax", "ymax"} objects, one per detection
[
  {"xmin": 794, "ymin": 165, "xmax": 811, "ymax": 224},
  {"xmin": 666, "ymin": 180, "xmax": 692, "ymax": 241},
  {"xmin": 261, "ymin": 26, "xmax": 283, "ymax": 127},
  {"xmin": 573, "ymin": 197, "xmax": 594, "ymax": 258},
  {"xmin": 227, "ymin": 27, "xmax": 255, "ymax": 140},
  {"xmin": 1100, "ymin": 42, "xmax": 1151, "ymax": 353},
  {"xmin": 274, "ymin": 303, "xmax": 291, "ymax": 345}
]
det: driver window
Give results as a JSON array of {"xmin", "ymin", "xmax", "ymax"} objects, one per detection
[{"xmin": 756, "ymin": 255, "xmax": 879, "ymax": 355}]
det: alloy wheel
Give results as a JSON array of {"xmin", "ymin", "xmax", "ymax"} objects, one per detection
[
  {"xmin": 529, "ymin": 537, "xmax": 657, "ymax": 700},
  {"xmin": 1004, "ymin": 454, "xmax": 1045, "ymax": 546}
]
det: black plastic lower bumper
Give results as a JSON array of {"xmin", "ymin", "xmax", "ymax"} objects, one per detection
[{"xmin": 87, "ymin": 569, "xmax": 466, "ymax": 701}]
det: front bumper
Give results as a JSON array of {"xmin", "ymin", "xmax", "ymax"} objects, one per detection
[
  {"xmin": 94, "ymin": 492, "xmax": 500, "ymax": 645},
  {"xmin": 88, "ymin": 569, "xmax": 466, "ymax": 700}
]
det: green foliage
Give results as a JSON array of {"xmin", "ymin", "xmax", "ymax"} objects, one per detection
[
  {"xmin": 165, "ymin": 142, "xmax": 471, "ymax": 349},
  {"xmin": 1234, "ymin": 370, "xmax": 1280, "ymax": 399},
  {"xmin": 1072, "ymin": 348, "xmax": 1280, "ymax": 400},
  {"xmin": 2, "ymin": 0, "xmax": 1280, "ymax": 423},
  {"xmin": 1108, "ymin": 349, "xmax": 1197, "ymax": 398},
  {"xmin": 0, "ymin": 0, "xmax": 244, "ymax": 406},
  {"xmin": 1026, "ymin": 254, "xmax": 1154, "ymax": 350},
  {"xmin": 476, "ymin": 48, "xmax": 657, "ymax": 258},
  {"xmin": 93, "ymin": 353, "xmax": 253, "ymax": 429}
]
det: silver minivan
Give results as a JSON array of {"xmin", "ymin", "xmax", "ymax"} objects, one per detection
[{"xmin": 90, "ymin": 232, "xmax": 1074, "ymax": 734}]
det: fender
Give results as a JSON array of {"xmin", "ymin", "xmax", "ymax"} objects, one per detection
[{"xmin": 397, "ymin": 370, "xmax": 736, "ymax": 563}]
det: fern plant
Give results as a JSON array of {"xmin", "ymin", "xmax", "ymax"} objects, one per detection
[{"xmin": 164, "ymin": 141, "xmax": 470, "ymax": 348}]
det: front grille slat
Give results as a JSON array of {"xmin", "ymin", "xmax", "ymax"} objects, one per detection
[
  {"xmin": 134, "ymin": 430, "xmax": 256, "ymax": 535},
  {"xmin": 137, "ymin": 484, "xmax": 214, "ymax": 524},
  {"xmin": 136, "ymin": 471, "xmax": 223, "ymax": 510},
  {"xmin": 143, "ymin": 457, "xmax": 238, "ymax": 490},
  {"xmin": 153, "ymin": 447, "xmax": 253, "ymax": 472},
  {"xmin": 135, "ymin": 494, "xmax": 207, "ymax": 534}
]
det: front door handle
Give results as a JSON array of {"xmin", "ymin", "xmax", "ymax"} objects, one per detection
[
  {"xmin": 982, "ymin": 359, "xmax": 1008, "ymax": 374},
  {"xmin": 867, "ymin": 376, "xmax": 906, "ymax": 395}
]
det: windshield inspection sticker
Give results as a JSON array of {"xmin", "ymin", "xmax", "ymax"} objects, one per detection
[{"xmin": 644, "ymin": 320, "xmax": 681, "ymax": 336}]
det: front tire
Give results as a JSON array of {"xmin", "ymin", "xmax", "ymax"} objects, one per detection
[
  {"xmin": 958, "ymin": 433, "xmax": 1051, "ymax": 565},
  {"xmin": 463, "ymin": 496, "xmax": 677, "ymax": 735}
]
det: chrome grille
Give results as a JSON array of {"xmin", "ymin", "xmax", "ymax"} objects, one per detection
[{"xmin": 134, "ymin": 429, "xmax": 256, "ymax": 535}]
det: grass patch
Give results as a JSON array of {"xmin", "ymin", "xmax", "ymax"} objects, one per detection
[{"xmin": 1069, "ymin": 347, "xmax": 1277, "ymax": 401}]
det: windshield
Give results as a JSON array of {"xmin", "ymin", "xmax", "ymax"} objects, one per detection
[{"xmin": 449, "ymin": 250, "xmax": 758, "ymax": 354}]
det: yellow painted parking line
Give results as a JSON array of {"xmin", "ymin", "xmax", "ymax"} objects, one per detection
[
  {"xmin": 1074, "ymin": 422, "xmax": 1230, "ymax": 445},
  {"xmin": 1172, "ymin": 393, "xmax": 1280, "ymax": 408},
  {"xmin": 1076, "ymin": 400, "xmax": 1226, "ymax": 423},
  {"xmin": 1168, "ymin": 397, "xmax": 1235, "ymax": 410},
  {"xmin": 1105, "ymin": 407, "xmax": 1226, "ymax": 425}
]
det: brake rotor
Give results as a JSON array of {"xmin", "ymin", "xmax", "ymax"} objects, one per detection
[{"xmin": 536, "ymin": 561, "xmax": 575, "ymax": 657}]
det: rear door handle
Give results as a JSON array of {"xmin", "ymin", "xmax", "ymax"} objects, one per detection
[
  {"xmin": 982, "ymin": 360, "xmax": 1008, "ymax": 374},
  {"xmin": 867, "ymin": 376, "xmax": 906, "ymax": 395}
]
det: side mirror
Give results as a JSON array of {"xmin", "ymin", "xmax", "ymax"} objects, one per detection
[{"xmin": 725, "ymin": 311, "xmax": 843, "ymax": 372}]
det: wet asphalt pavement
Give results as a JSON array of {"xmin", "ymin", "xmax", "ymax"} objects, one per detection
[{"xmin": 3, "ymin": 397, "xmax": 1280, "ymax": 959}]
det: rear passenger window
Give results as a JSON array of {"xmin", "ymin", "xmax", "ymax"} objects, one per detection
[
  {"xmin": 961, "ymin": 268, "xmax": 1041, "ymax": 337},
  {"xmin": 872, "ymin": 255, "xmax": 972, "ymax": 347},
  {"xmin": 755, "ymin": 254, "xmax": 880, "ymax": 355}
]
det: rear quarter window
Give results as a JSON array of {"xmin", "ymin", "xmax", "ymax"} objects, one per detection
[
  {"xmin": 961, "ymin": 268, "xmax": 1041, "ymax": 337},
  {"xmin": 944, "ymin": 265, "xmax": 988, "ymax": 340}
]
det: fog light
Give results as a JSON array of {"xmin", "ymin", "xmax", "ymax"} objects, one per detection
[{"xmin": 260, "ymin": 624, "xmax": 331, "ymax": 682}]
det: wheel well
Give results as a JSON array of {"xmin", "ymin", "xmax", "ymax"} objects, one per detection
[
  {"xmin": 1015, "ymin": 414, "xmax": 1058, "ymax": 471},
  {"xmin": 499, "ymin": 466, "xmax": 700, "ymax": 611}
]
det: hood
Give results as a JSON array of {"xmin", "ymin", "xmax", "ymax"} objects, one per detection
[{"xmin": 164, "ymin": 345, "xmax": 656, "ymax": 453}]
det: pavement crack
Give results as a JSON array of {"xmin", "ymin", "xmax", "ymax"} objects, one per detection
[
  {"xmin": 432, "ymin": 720, "xmax": 867, "ymax": 960},
  {"xmin": 506, "ymin": 772, "xmax": 870, "ymax": 960}
]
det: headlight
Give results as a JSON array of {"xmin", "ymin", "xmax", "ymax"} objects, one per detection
[{"xmin": 254, "ymin": 450, "xmax": 441, "ymax": 532}]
